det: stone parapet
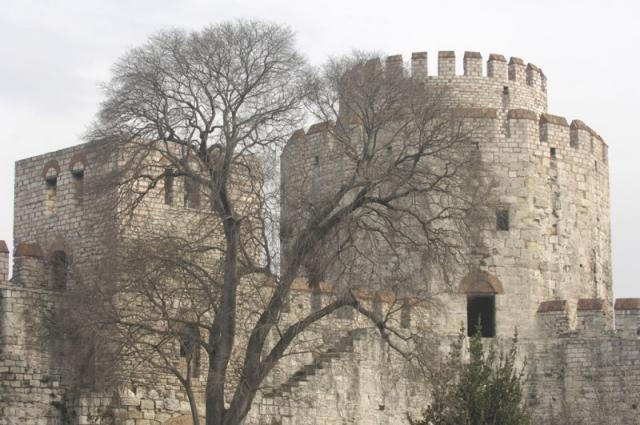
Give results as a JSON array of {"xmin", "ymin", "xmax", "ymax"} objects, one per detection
[
  {"xmin": 12, "ymin": 242, "xmax": 46, "ymax": 289},
  {"xmin": 535, "ymin": 299, "xmax": 639, "ymax": 337},
  {"xmin": 615, "ymin": 298, "xmax": 640, "ymax": 338},
  {"xmin": 337, "ymin": 51, "xmax": 549, "ymax": 113},
  {"xmin": 577, "ymin": 298, "xmax": 610, "ymax": 334},
  {"xmin": 536, "ymin": 300, "xmax": 570, "ymax": 337}
]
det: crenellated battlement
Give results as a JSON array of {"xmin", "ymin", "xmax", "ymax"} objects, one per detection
[
  {"xmin": 285, "ymin": 107, "xmax": 608, "ymax": 166},
  {"xmin": 536, "ymin": 300, "xmax": 571, "ymax": 337},
  {"xmin": 356, "ymin": 50, "xmax": 546, "ymax": 89},
  {"xmin": 10, "ymin": 241, "xmax": 47, "ymax": 290},
  {"xmin": 576, "ymin": 298, "xmax": 609, "ymax": 334},
  {"xmin": 336, "ymin": 50, "xmax": 549, "ymax": 114},
  {"xmin": 614, "ymin": 298, "xmax": 640, "ymax": 338},
  {"xmin": 537, "ymin": 298, "xmax": 640, "ymax": 337},
  {"xmin": 286, "ymin": 53, "xmax": 613, "ymax": 172}
]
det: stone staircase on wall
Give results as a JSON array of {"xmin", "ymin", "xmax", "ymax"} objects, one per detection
[
  {"xmin": 262, "ymin": 330, "xmax": 360, "ymax": 400},
  {"xmin": 251, "ymin": 329, "xmax": 371, "ymax": 425}
]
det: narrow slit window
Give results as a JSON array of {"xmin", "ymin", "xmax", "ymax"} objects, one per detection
[
  {"xmin": 311, "ymin": 291, "xmax": 322, "ymax": 311},
  {"xmin": 550, "ymin": 147, "xmax": 557, "ymax": 159},
  {"xmin": 496, "ymin": 208, "xmax": 509, "ymax": 231},
  {"xmin": 72, "ymin": 169, "xmax": 84, "ymax": 203},
  {"xmin": 79, "ymin": 339, "xmax": 96, "ymax": 387},
  {"xmin": 373, "ymin": 297, "xmax": 383, "ymax": 320},
  {"xmin": 193, "ymin": 345, "xmax": 201, "ymax": 378},
  {"xmin": 164, "ymin": 169, "xmax": 174, "ymax": 206},
  {"xmin": 184, "ymin": 176, "xmax": 201, "ymax": 209},
  {"xmin": 467, "ymin": 295, "xmax": 495, "ymax": 337},
  {"xmin": 51, "ymin": 251, "xmax": 68, "ymax": 291},
  {"xmin": 179, "ymin": 326, "xmax": 195, "ymax": 358},
  {"xmin": 179, "ymin": 324, "xmax": 200, "ymax": 378},
  {"xmin": 45, "ymin": 176, "xmax": 57, "ymax": 213},
  {"xmin": 400, "ymin": 303, "xmax": 411, "ymax": 328},
  {"xmin": 502, "ymin": 86, "xmax": 510, "ymax": 109}
]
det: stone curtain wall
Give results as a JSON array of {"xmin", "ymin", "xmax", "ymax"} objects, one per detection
[
  {"xmin": 529, "ymin": 299, "xmax": 640, "ymax": 424},
  {"xmin": 1, "ymin": 139, "xmax": 119, "ymax": 424},
  {"xmin": 1, "ymin": 234, "xmax": 639, "ymax": 425},
  {"xmin": 0, "ymin": 284, "xmax": 65, "ymax": 424}
]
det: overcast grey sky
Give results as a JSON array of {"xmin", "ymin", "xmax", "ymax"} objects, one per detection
[{"xmin": 0, "ymin": 0, "xmax": 638, "ymax": 297}]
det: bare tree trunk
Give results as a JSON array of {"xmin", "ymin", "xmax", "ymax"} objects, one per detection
[
  {"xmin": 185, "ymin": 380, "xmax": 201, "ymax": 425},
  {"xmin": 207, "ymin": 218, "xmax": 239, "ymax": 425}
]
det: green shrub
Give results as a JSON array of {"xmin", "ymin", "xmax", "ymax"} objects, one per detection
[{"xmin": 410, "ymin": 329, "xmax": 530, "ymax": 425}]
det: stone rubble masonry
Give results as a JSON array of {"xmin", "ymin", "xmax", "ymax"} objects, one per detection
[{"xmin": 0, "ymin": 51, "xmax": 637, "ymax": 425}]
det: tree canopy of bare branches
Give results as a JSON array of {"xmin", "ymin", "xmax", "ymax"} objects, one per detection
[{"xmin": 65, "ymin": 20, "xmax": 487, "ymax": 425}]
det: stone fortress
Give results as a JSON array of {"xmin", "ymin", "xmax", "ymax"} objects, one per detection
[{"xmin": 1, "ymin": 51, "xmax": 639, "ymax": 425}]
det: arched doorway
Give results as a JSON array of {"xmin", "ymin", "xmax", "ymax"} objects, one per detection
[{"xmin": 458, "ymin": 270, "xmax": 504, "ymax": 337}]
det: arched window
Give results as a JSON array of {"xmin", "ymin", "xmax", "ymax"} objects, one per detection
[
  {"xmin": 70, "ymin": 155, "xmax": 88, "ymax": 204},
  {"xmin": 51, "ymin": 251, "xmax": 68, "ymax": 291},
  {"xmin": 45, "ymin": 175, "xmax": 58, "ymax": 213},
  {"xmin": 72, "ymin": 168, "xmax": 85, "ymax": 203},
  {"xmin": 42, "ymin": 160, "xmax": 60, "ymax": 214}
]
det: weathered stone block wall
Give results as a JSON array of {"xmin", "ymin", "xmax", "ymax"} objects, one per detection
[
  {"xmin": 1, "ymin": 245, "xmax": 66, "ymax": 425},
  {"xmin": 410, "ymin": 51, "xmax": 547, "ymax": 114},
  {"xmin": 13, "ymin": 139, "xmax": 119, "ymax": 294},
  {"xmin": 528, "ymin": 299, "xmax": 640, "ymax": 425},
  {"xmin": 1, "ymin": 139, "xmax": 119, "ymax": 424},
  {"xmin": 247, "ymin": 329, "xmax": 425, "ymax": 425},
  {"xmin": 0, "ymin": 283, "xmax": 65, "ymax": 424},
  {"xmin": 281, "ymin": 51, "xmax": 612, "ymax": 340}
]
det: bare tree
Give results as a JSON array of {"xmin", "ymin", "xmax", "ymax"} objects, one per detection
[{"xmin": 63, "ymin": 21, "xmax": 485, "ymax": 425}]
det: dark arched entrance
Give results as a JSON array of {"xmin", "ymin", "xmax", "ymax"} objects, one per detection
[{"xmin": 458, "ymin": 270, "xmax": 504, "ymax": 337}]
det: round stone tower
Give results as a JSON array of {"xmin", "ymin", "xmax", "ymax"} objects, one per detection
[{"xmin": 281, "ymin": 51, "xmax": 611, "ymax": 338}]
